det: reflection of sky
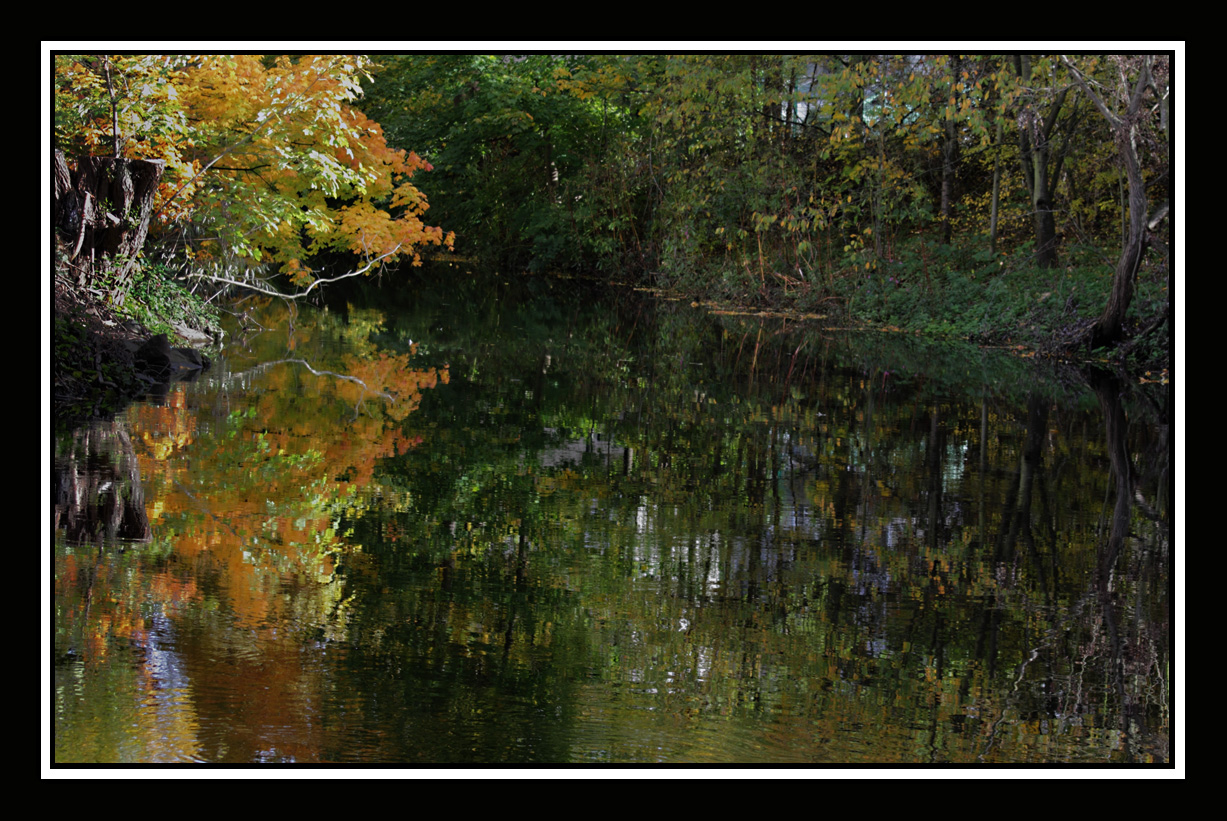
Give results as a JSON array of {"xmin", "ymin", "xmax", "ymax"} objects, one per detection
[
  {"xmin": 539, "ymin": 429, "xmax": 624, "ymax": 470},
  {"xmin": 138, "ymin": 611, "xmax": 204, "ymax": 763},
  {"xmin": 146, "ymin": 611, "xmax": 190, "ymax": 692}
]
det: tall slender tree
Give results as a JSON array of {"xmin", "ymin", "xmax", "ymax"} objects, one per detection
[{"xmin": 1062, "ymin": 54, "xmax": 1170, "ymax": 348}]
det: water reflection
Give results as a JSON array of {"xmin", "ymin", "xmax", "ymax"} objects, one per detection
[{"xmin": 51, "ymin": 271, "xmax": 1173, "ymax": 765}]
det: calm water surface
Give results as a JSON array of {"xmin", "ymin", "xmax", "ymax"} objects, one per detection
[{"xmin": 51, "ymin": 270, "xmax": 1173, "ymax": 766}]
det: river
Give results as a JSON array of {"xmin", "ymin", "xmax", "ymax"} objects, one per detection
[{"xmin": 50, "ymin": 267, "xmax": 1173, "ymax": 766}]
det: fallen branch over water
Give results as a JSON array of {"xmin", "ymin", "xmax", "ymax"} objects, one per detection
[{"xmin": 187, "ymin": 244, "xmax": 402, "ymax": 301}]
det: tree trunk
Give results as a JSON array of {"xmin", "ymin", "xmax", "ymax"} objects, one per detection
[
  {"xmin": 1061, "ymin": 55, "xmax": 1168, "ymax": 350},
  {"xmin": 53, "ymin": 150, "xmax": 165, "ymax": 302},
  {"xmin": 1019, "ymin": 113, "xmax": 1061, "ymax": 268},
  {"xmin": 1015, "ymin": 56, "xmax": 1068, "ymax": 269},
  {"xmin": 939, "ymin": 55, "xmax": 961, "ymax": 246},
  {"xmin": 989, "ymin": 119, "xmax": 1004, "ymax": 255},
  {"xmin": 940, "ymin": 118, "xmax": 957, "ymax": 245},
  {"xmin": 1090, "ymin": 135, "xmax": 1148, "ymax": 348},
  {"xmin": 1033, "ymin": 195, "xmax": 1059, "ymax": 268}
]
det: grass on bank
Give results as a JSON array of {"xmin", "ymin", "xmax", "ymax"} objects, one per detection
[
  {"xmin": 110, "ymin": 262, "xmax": 223, "ymax": 341},
  {"xmin": 655, "ymin": 233, "xmax": 1171, "ymax": 370},
  {"xmin": 53, "ymin": 257, "xmax": 224, "ymax": 424}
]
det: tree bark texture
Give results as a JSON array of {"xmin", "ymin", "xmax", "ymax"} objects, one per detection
[
  {"xmin": 1091, "ymin": 139, "xmax": 1148, "ymax": 348},
  {"xmin": 53, "ymin": 150, "xmax": 165, "ymax": 300}
]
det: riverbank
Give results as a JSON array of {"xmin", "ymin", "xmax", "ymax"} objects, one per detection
[
  {"xmin": 650, "ymin": 242, "xmax": 1173, "ymax": 381},
  {"xmin": 51, "ymin": 252, "xmax": 1172, "ymax": 432},
  {"xmin": 51, "ymin": 270, "xmax": 219, "ymax": 432}
]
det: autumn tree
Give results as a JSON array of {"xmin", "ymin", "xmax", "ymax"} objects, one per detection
[{"xmin": 53, "ymin": 54, "xmax": 453, "ymax": 301}]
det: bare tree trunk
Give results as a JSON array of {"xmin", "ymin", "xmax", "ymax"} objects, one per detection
[
  {"xmin": 939, "ymin": 55, "xmax": 961, "ymax": 246},
  {"xmin": 53, "ymin": 150, "xmax": 165, "ymax": 301},
  {"xmin": 1062, "ymin": 55, "xmax": 1169, "ymax": 349},
  {"xmin": 940, "ymin": 118, "xmax": 957, "ymax": 245},
  {"xmin": 1092, "ymin": 143, "xmax": 1147, "ymax": 348},
  {"xmin": 989, "ymin": 119, "xmax": 1004, "ymax": 255}
]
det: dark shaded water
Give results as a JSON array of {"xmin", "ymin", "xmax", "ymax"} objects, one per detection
[{"xmin": 50, "ymin": 269, "xmax": 1174, "ymax": 766}]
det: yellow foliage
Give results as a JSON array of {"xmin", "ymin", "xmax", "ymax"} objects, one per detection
[{"xmin": 54, "ymin": 54, "xmax": 452, "ymax": 284}]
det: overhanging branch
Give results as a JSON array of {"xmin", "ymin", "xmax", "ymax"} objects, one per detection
[{"xmin": 187, "ymin": 244, "xmax": 402, "ymax": 300}]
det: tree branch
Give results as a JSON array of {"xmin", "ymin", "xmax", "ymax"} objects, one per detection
[
  {"xmin": 187, "ymin": 244, "xmax": 402, "ymax": 300},
  {"xmin": 1060, "ymin": 56, "xmax": 1119, "ymax": 127}
]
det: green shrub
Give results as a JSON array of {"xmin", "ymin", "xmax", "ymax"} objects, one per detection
[{"xmin": 120, "ymin": 262, "xmax": 221, "ymax": 339}]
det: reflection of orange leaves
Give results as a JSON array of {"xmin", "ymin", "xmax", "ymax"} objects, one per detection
[
  {"xmin": 123, "ymin": 340, "xmax": 447, "ymax": 631},
  {"xmin": 131, "ymin": 389, "xmax": 198, "ymax": 472},
  {"xmin": 147, "ymin": 571, "xmax": 201, "ymax": 613},
  {"xmin": 397, "ymin": 435, "xmax": 424, "ymax": 456},
  {"xmin": 340, "ymin": 352, "xmax": 446, "ymax": 421},
  {"xmin": 56, "ymin": 553, "xmax": 82, "ymax": 599},
  {"xmin": 168, "ymin": 513, "xmax": 335, "ymax": 630},
  {"xmin": 55, "ymin": 551, "xmax": 202, "ymax": 669}
]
